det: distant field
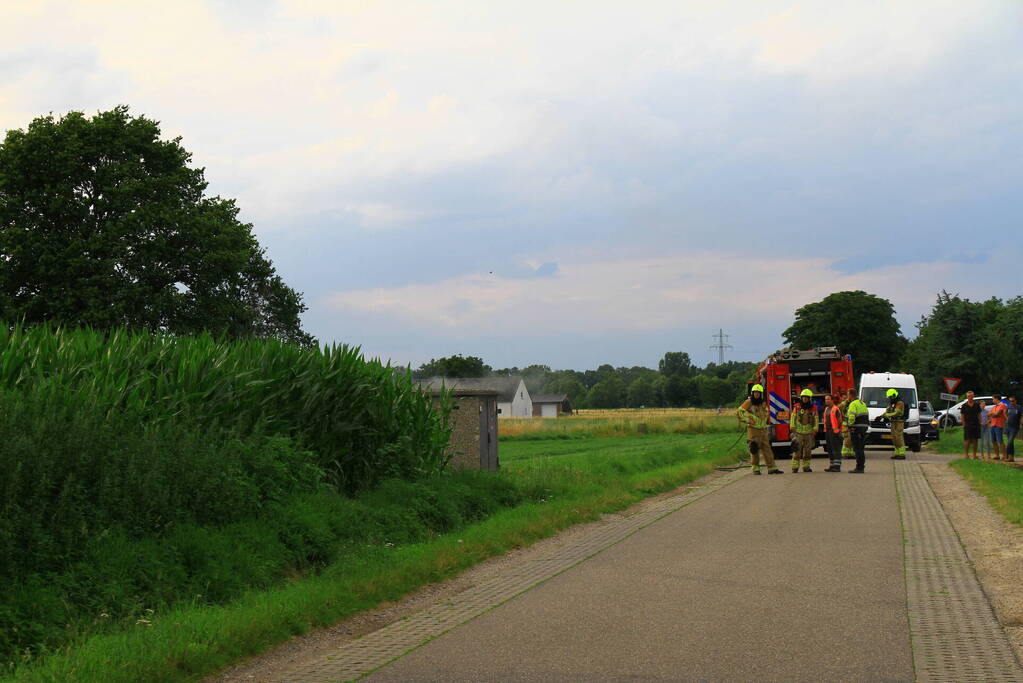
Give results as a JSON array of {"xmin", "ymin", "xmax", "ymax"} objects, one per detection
[{"xmin": 500, "ymin": 407, "xmax": 738, "ymax": 439}]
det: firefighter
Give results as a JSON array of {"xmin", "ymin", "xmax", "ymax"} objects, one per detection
[
  {"xmin": 839, "ymin": 388, "xmax": 857, "ymax": 459},
  {"xmin": 884, "ymin": 388, "xmax": 907, "ymax": 459},
  {"xmin": 846, "ymin": 393, "xmax": 870, "ymax": 472},
  {"xmin": 790, "ymin": 388, "xmax": 819, "ymax": 472},
  {"xmin": 737, "ymin": 384, "xmax": 783, "ymax": 475}
]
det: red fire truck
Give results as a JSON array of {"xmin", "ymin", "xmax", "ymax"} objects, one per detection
[{"xmin": 748, "ymin": 347, "xmax": 855, "ymax": 451}]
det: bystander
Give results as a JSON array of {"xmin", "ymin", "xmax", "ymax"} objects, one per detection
[
  {"xmin": 1006, "ymin": 396, "xmax": 1019, "ymax": 462},
  {"xmin": 979, "ymin": 400, "xmax": 992, "ymax": 459},
  {"xmin": 823, "ymin": 394, "xmax": 844, "ymax": 472},
  {"xmin": 988, "ymin": 394, "xmax": 1007, "ymax": 460},
  {"xmin": 960, "ymin": 391, "xmax": 982, "ymax": 459}
]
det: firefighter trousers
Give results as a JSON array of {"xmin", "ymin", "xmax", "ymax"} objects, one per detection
[
  {"xmin": 891, "ymin": 421, "xmax": 906, "ymax": 456},
  {"xmin": 748, "ymin": 428, "xmax": 776, "ymax": 471},
  {"xmin": 841, "ymin": 429, "xmax": 854, "ymax": 457},
  {"xmin": 826, "ymin": 431, "xmax": 843, "ymax": 468},
  {"xmin": 791, "ymin": 432, "xmax": 814, "ymax": 469}
]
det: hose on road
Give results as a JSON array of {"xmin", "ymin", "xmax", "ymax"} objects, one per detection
[{"xmin": 714, "ymin": 430, "xmax": 751, "ymax": 471}]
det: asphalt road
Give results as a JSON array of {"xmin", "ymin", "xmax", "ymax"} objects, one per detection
[{"xmin": 367, "ymin": 451, "xmax": 914, "ymax": 682}]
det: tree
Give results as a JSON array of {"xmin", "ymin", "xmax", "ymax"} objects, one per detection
[
  {"xmin": 902, "ymin": 292, "xmax": 1023, "ymax": 398},
  {"xmin": 663, "ymin": 375, "xmax": 687, "ymax": 407},
  {"xmin": 587, "ymin": 376, "xmax": 625, "ymax": 409},
  {"xmin": 541, "ymin": 373, "xmax": 587, "ymax": 405},
  {"xmin": 783, "ymin": 291, "xmax": 905, "ymax": 373},
  {"xmin": 415, "ymin": 354, "xmax": 490, "ymax": 378},
  {"xmin": 698, "ymin": 376, "xmax": 735, "ymax": 407},
  {"xmin": 627, "ymin": 376, "xmax": 657, "ymax": 408},
  {"xmin": 658, "ymin": 351, "xmax": 693, "ymax": 377},
  {"xmin": 0, "ymin": 107, "xmax": 313, "ymax": 345}
]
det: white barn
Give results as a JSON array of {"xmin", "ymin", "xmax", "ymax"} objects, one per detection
[{"xmin": 417, "ymin": 377, "xmax": 533, "ymax": 419}]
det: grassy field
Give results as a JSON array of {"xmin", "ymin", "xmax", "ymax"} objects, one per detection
[
  {"xmin": 500, "ymin": 408, "xmax": 737, "ymax": 439},
  {"xmin": 6, "ymin": 427, "xmax": 744, "ymax": 682},
  {"xmin": 950, "ymin": 459, "xmax": 1023, "ymax": 527}
]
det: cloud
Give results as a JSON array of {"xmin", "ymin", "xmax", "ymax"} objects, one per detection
[
  {"xmin": 323, "ymin": 248, "xmax": 1001, "ymax": 339},
  {"xmin": 2, "ymin": 1, "xmax": 1020, "ymax": 368}
]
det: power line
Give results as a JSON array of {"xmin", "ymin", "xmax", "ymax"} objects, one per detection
[{"xmin": 709, "ymin": 328, "xmax": 733, "ymax": 364}]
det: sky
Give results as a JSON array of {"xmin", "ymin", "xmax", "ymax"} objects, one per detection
[{"xmin": 2, "ymin": 0, "xmax": 1021, "ymax": 369}]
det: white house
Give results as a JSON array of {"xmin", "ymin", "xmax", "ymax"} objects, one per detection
[{"xmin": 417, "ymin": 377, "xmax": 533, "ymax": 419}]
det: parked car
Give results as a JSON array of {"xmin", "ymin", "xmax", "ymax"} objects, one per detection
[
  {"xmin": 935, "ymin": 395, "xmax": 997, "ymax": 427},
  {"xmin": 918, "ymin": 401, "xmax": 940, "ymax": 442}
]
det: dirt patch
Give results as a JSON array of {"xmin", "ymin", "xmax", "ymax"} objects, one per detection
[
  {"xmin": 208, "ymin": 468, "xmax": 735, "ymax": 682},
  {"xmin": 923, "ymin": 462, "xmax": 1023, "ymax": 664}
]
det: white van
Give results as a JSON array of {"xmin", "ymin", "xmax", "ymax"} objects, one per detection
[{"xmin": 858, "ymin": 372, "xmax": 922, "ymax": 452}]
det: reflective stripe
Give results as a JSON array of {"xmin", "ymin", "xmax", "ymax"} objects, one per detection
[{"xmin": 769, "ymin": 392, "xmax": 789, "ymax": 425}]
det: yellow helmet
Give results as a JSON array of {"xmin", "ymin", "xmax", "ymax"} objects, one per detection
[
  {"xmin": 800, "ymin": 388, "xmax": 813, "ymax": 397},
  {"xmin": 886, "ymin": 388, "xmax": 899, "ymax": 398},
  {"xmin": 751, "ymin": 384, "xmax": 764, "ymax": 393}
]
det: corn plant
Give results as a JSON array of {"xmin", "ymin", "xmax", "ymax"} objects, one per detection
[{"xmin": 0, "ymin": 323, "xmax": 452, "ymax": 492}]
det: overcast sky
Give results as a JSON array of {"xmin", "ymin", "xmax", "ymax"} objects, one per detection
[{"xmin": 3, "ymin": 1, "xmax": 1021, "ymax": 369}]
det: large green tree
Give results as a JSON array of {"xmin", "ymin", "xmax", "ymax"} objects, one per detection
[
  {"xmin": 0, "ymin": 107, "xmax": 312, "ymax": 345},
  {"xmin": 587, "ymin": 376, "xmax": 625, "ymax": 409},
  {"xmin": 902, "ymin": 292, "xmax": 1023, "ymax": 398},
  {"xmin": 658, "ymin": 351, "xmax": 693, "ymax": 377},
  {"xmin": 783, "ymin": 291, "xmax": 905, "ymax": 373},
  {"xmin": 626, "ymin": 375, "xmax": 657, "ymax": 408},
  {"xmin": 414, "ymin": 354, "xmax": 490, "ymax": 378}
]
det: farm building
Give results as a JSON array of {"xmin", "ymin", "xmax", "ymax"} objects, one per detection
[
  {"xmin": 417, "ymin": 376, "xmax": 533, "ymax": 418},
  {"xmin": 415, "ymin": 380, "xmax": 499, "ymax": 472},
  {"xmin": 531, "ymin": 393, "xmax": 572, "ymax": 418}
]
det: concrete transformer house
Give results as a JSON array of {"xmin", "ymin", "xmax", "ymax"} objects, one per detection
[
  {"xmin": 417, "ymin": 377, "xmax": 532, "ymax": 419},
  {"xmin": 416, "ymin": 378, "xmax": 500, "ymax": 472}
]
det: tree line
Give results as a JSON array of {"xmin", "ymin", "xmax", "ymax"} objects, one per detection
[
  {"xmin": 414, "ymin": 353, "xmax": 757, "ymax": 409},
  {"xmin": 418, "ymin": 289, "xmax": 1023, "ymax": 408},
  {"xmin": 781, "ymin": 290, "xmax": 1022, "ymax": 400}
]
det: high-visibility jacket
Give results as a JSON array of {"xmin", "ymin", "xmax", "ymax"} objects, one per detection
[
  {"xmin": 791, "ymin": 403, "xmax": 819, "ymax": 435},
  {"xmin": 737, "ymin": 399, "xmax": 769, "ymax": 430},
  {"xmin": 884, "ymin": 400, "xmax": 907, "ymax": 423},
  {"xmin": 824, "ymin": 405, "xmax": 843, "ymax": 434},
  {"xmin": 846, "ymin": 399, "xmax": 869, "ymax": 428}
]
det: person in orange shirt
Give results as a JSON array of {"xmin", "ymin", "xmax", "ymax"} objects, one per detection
[
  {"xmin": 822, "ymin": 394, "xmax": 844, "ymax": 472},
  {"xmin": 988, "ymin": 393, "xmax": 1008, "ymax": 460}
]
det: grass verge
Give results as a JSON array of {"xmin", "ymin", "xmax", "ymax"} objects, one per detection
[
  {"xmin": 949, "ymin": 459, "xmax": 1023, "ymax": 527},
  {"xmin": 6, "ymin": 432, "xmax": 742, "ymax": 682}
]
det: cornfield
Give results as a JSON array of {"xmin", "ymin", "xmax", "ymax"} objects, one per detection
[{"xmin": 0, "ymin": 323, "xmax": 451, "ymax": 492}]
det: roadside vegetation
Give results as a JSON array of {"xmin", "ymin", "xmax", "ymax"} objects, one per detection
[
  {"xmin": 5, "ymin": 425, "xmax": 743, "ymax": 683},
  {"xmin": 930, "ymin": 426, "xmax": 965, "ymax": 454},
  {"xmin": 950, "ymin": 459, "xmax": 1023, "ymax": 527},
  {"xmin": 0, "ymin": 324, "xmax": 452, "ymax": 676}
]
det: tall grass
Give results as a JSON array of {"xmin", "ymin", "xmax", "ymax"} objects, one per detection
[
  {"xmin": 0, "ymin": 323, "xmax": 450, "ymax": 491},
  {"xmin": 500, "ymin": 409, "xmax": 737, "ymax": 440}
]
